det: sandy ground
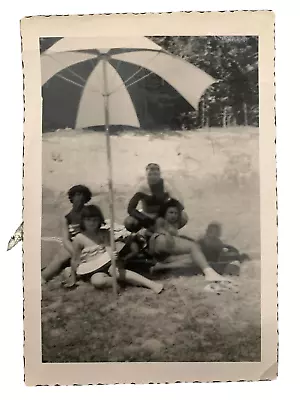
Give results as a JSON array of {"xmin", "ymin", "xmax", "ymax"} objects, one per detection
[{"xmin": 42, "ymin": 127, "xmax": 261, "ymax": 362}]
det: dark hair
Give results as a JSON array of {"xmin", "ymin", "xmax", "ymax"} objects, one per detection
[
  {"xmin": 206, "ymin": 221, "xmax": 222, "ymax": 235},
  {"xmin": 146, "ymin": 163, "xmax": 160, "ymax": 171},
  {"xmin": 68, "ymin": 185, "xmax": 92, "ymax": 204},
  {"xmin": 80, "ymin": 205, "xmax": 105, "ymax": 231},
  {"xmin": 158, "ymin": 198, "xmax": 182, "ymax": 219}
]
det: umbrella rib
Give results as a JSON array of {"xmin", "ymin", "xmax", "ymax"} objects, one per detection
[
  {"xmin": 124, "ymin": 70, "xmax": 155, "ymax": 90},
  {"xmin": 46, "ymin": 54, "xmax": 88, "ymax": 85},
  {"xmin": 109, "ymin": 50, "xmax": 161, "ymax": 95},
  {"xmin": 57, "ymin": 73, "xmax": 102, "ymax": 93},
  {"xmin": 67, "ymin": 66, "xmax": 89, "ymax": 86},
  {"xmin": 109, "ymin": 65, "xmax": 145, "ymax": 95},
  {"xmin": 56, "ymin": 70, "xmax": 104, "ymax": 93},
  {"xmin": 56, "ymin": 73, "xmax": 86, "ymax": 89},
  {"xmin": 46, "ymin": 53, "xmax": 103, "ymax": 93}
]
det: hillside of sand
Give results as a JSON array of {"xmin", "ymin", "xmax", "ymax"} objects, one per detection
[{"xmin": 42, "ymin": 127, "xmax": 260, "ymax": 256}]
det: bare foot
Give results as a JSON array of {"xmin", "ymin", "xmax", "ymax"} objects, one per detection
[
  {"xmin": 62, "ymin": 280, "xmax": 78, "ymax": 289},
  {"xmin": 204, "ymin": 267, "xmax": 230, "ymax": 282},
  {"xmin": 62, "ymin": 273, "xmax": 77, "ymax": 289},
  {"xmin": 204, "ymin": 267, "xmax": 239, "ymax": 293},
  {"xmin": 150, "ymin": 263, "xmax": 163, "ymax": 275},
  {"xmin": 153, "ymin": 282, "xmax": 164, "ymax": 294}
]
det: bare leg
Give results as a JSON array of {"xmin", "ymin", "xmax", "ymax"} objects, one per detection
[
  {"xmin": 189, "ymin": 242, "xmax": 227, "ymax": 281},
  {"xmin": 42, "ymin": 247, "xmax": 71, "ymax": 282},
  {"xmin": 152, "ymin": 235, "xmax": 227, "ymax": 282},
  {"xmin": 124, "ymin": 216, "xmax": 141, "ymax": 233},
  {"xmin": 91, "ymin": 272, "xmax": 115, "ymax": 289},
  {"xmin": 108, "ymin": 265, "xmax": 163, "ymax": 294},
  {"xmin": 151, "ymin": 255, "xmax": 192, "ymax": 272}
]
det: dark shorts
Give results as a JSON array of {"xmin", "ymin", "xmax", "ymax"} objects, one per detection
[{"xmin": 148, "ymin": 233, "xmax": 171, "ymax": 262}]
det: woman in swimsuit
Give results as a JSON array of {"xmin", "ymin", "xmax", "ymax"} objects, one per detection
[
  {"xmin": 42, "ymin": 185, "xmax": 92, "ymax": 283},
  {"xmin": 65, "ymin": 205, "xmax": 164, "ymax": 294},
  {"xmin": 149, "ymin": 199, "xmax": 229, "ymax": 282}
]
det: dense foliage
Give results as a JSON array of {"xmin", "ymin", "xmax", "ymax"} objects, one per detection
[{"xmin": 149, "ymin": 36, "xmax": 259, "ymax": 127}]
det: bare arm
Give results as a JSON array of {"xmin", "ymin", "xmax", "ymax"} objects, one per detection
[
  {"xmin": 71, "ymin": 239, "xmax": 83, "ymax": 273},
  {"xmin": 61, "ymin": 217, "xmax": 74, "ymax": 255},
  {"xmin": 63, "ymin": 237, "xmax": 84, "ymax": 287},
  {"xmin": 63, "ymin": 237, "xmax": 83, "ymax": 288},
  {"xmin": 127, "ymin": 192, "xmax": 156, "ymax": 228},
  {"xmin": 155, "ymin": 218, "xmax": 170, "ymax": 234},
  {"xmin": 155, "ymin": 217, "xmax": 166, "ymax": 231},
  {"xmin": 127, "ymin": 192, "xmax": 143, "ymax": 215}
]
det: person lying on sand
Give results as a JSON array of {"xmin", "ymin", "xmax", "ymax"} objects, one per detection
[
  {"xmin": 64, "ymin": 205, "xmax": 163, "ymax": 294},
  {"xmin": 124, "ymin": 163, "xmax": 188, "ymax": 233},
  {"xmin": 149, "ymin": 199, "xmax": 231, "ymax": 283},
  {"xmin": 42, "ymin": 185, "xmax": 92, "ymax": 283}
]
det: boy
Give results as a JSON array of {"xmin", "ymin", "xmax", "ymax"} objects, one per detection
[{"xmin": 197, "ymin": 222, "xmax": 250, "ymax": 275}]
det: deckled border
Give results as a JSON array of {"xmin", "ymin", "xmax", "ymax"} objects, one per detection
[{"xmin": 21, "ymin": 10, "xmax": 277, "ymax": 386}]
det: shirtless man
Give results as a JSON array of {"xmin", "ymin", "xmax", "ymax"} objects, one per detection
[{"xmin": 124, "ymin": 163, "xmax": 188, "ymax": 233}]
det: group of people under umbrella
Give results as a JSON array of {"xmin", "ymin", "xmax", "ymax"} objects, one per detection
[
  {"xmin": 41, "ymin": 37, "xmax": 249, "ymax": 294},
  {"xmin": 42, "ymin": 163, "xmax": 247, "ymax": 294}
]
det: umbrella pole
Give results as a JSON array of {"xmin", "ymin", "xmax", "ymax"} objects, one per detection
[{"xmin": 103, "ymin": 57, "xmax": 118, "ymax": 299}]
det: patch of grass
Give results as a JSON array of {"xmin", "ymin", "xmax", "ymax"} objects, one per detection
[{"xmin": 42, "ymin": 266, "xmax": 260, "ymax": 363}]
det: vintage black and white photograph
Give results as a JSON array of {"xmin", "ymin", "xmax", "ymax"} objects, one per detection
[
  {"xmin": 21, "ymin": 11, "xmax": 277, "ymax": 384},
  {"xmin": 40, "ymin": 34, "xmax": 261, "ymax": 363}
]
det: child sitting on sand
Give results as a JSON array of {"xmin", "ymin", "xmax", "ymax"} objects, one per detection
[
  {"xmin": 197, "ymin": 221, "xmax": 250, "ymax": 266},
  {"xmin": 65, "ymin": 204, "xmax": 163, "ymax": 294},
  {"xmin": 197, "ymin": 222, "xmax": 225, "ymax": 263},
  {"xmin": 42, "ymin": 184, "xmax": 92, "ymax": 283}
]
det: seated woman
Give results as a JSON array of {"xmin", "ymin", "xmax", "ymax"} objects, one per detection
[
  {"xmin": 65, "ymin": 204, "xmax": 163, "ymax": 294},
  {"xmin": 149, "ymin": 199, "xmax": 229, "ymax": 282},
  {"xmin": 42, "ymin": 184, "xmax": 92, "ymax": 283}
]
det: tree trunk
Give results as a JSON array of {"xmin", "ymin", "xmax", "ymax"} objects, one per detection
[
  {"xmin": 206, "ymin": 115, "xmax": 210, "ymax": 128},
  {"xmin": 222, "ymin": 107, "xmax": 227, "ymax": 128},
  {"xmin": 243, "ymin": 102, "xmax": 248, "ymax": 126},
  {"xmin": 201, "ymin": 98, "xmax": 205, "ymax": 128},
  {"xmin": 234, "ymin": 106, "xmax": 244, "ymax": 126}
]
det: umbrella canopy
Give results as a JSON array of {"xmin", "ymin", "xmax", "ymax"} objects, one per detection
[{"xmin": 41, "ymin": 36, "xmax": 216, "ymax": 130}]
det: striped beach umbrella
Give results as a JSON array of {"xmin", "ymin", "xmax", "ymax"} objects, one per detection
[{"xmin": 41, "ymin": 36, "xmax": 216, "ymax": 296}]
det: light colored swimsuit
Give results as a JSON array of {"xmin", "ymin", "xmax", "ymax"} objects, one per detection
[
  {"xmin": 74, "ymin": 233, "xmax": 108, "ymax": 270},
  {"xmin": 80, "ymin": 244, "xmax": 107, "ymax": 264}
]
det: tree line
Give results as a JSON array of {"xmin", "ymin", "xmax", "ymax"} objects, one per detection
[{"xmin": 149, "ymin": 36, "xmax": 259, "ymax": 128}]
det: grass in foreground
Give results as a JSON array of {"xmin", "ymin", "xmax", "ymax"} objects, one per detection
[{"xmin": 42, "ymin": 262, "xmax": 260, "ymax": 363}]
